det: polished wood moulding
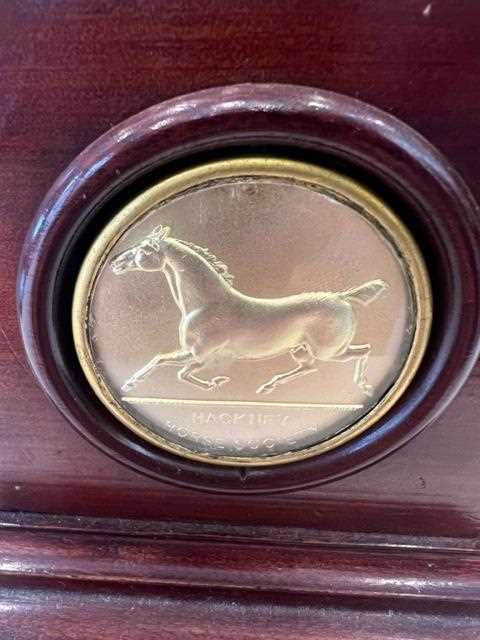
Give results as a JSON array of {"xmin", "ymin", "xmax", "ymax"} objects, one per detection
[{"xmin": 1, "ymin": 511, "xmax": 480, "ymax": 639}]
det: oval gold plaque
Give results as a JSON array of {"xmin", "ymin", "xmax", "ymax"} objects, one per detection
[{"xmin": 72, "ymin": 158, "xmax": 431, "ymax": 466}]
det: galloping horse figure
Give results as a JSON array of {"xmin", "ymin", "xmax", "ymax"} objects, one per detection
[{"xmin": 112, "ymin": 225, "xmax": 388, "ymax": 396}]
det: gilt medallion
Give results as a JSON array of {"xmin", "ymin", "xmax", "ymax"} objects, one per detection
[{"xmin": 72, "ymin": 158, "xmax": 431, "ymax": 465}]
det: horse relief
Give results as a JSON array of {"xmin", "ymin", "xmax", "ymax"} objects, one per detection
[{"xmin": 111, "ymin": 225, "xmax": 388, "ymax": 396}]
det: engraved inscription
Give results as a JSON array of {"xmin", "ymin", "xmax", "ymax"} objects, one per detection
[
  {"xmin": 111, "ymin": 225, "xmax": 388, "ymax": 397},
  {"xmin": 164, "ymin": 418, "xmax": 320, "ymax": 454},
  {"xmin": 191, "ymin": 411, "xmax": 291, "ymax": 427}
]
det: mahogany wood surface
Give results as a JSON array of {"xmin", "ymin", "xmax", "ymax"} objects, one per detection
[
  {"xmin": 1, "ymin": 1, "xmax": 480, "ymax": 637},
  {"xmin": 5, "ymin": 581, "xmax": 480, "ymax": 640}
]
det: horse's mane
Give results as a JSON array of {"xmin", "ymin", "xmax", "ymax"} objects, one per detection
[{"xmin": 176, "ymin": 240, "xmax": 235, "ymax": 285}]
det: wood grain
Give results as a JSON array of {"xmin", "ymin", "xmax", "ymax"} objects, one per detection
[
  {"xmin": 2, "ymin": 521, "xmax": 480, "ymax": 602},
  {"xmin": 3, "ymin": 580, "xmax": 480, "ymax": 640},
  {"xmin": 1, "ymin": 513, "xmax": 479, "ymax": 638}
]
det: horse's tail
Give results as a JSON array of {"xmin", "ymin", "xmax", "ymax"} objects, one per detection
[{"xmin": 339, "ymin": 279, "xmax": 388, "ymax": 306}]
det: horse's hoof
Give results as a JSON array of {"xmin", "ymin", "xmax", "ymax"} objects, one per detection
[
  {"xmin": 256, "ymin": 382, "xmax": 275, "ymax": 395},
  {"xmin": 211, "ymin": 376, "xmax": 230, "ymax": 390},
  {"xmin": 361, "ymin": 384, "xmax": 373, "ymax": 397}
]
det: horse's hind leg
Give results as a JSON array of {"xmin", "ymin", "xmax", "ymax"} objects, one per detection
[
  {"xmin": 257, "ymin": 344, "xmax": 317, "ymax": 395},
  {"xmin": 331, "ymin": 344, "xmax": 372, "ymax": 396},
  {"xmin": 178, "ymin": 361, "xmax": 230, "ymax": 391},
  {"xmin": 122, "ymin": 350, "xmax": 192, "ymax": 392}
]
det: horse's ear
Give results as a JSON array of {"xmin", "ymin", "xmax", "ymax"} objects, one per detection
[
  {"xmin": 151, "ymin": 224, "xmax": 170, "ymax": 239},
  {"xmin": 146, "ymin": 224, "xmax": 170, "ymax": 250}
]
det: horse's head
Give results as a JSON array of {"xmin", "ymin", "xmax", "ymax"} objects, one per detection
[{"xmin": 111, "ymin": 224, "xmax": 170, "ymax": 275}]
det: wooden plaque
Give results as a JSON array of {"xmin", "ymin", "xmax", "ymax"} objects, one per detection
[{"xmin": 2, "ymin": 2, "xmax": 480, "ymax": 638}]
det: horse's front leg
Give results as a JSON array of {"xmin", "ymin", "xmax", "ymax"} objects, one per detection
[{"xmin": 121, "ymin": 350, "xmax": 192, "ymax": 392}]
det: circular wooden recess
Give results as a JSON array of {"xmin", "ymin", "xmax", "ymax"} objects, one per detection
[{"xmin": 18, "ymin": 84, "xmax": 480, "ymax": 494}]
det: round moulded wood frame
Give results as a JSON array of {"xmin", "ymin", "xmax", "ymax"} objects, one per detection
[{"xmin": 18, "ymin": 84, "xmax": 480, "ymax": 493}]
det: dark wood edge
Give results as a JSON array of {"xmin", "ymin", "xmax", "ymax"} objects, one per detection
[
  {"xmin": 2, "ymin": 480, "xmax": 479, "ymax": 539},
  {"xmin": 17, "ymin": 83, "xmax": 480, "ymax": 493},
  {"xmin": 1, "ymin": 511, "xmax": 479, "ymax": 554},
  {"xmin": 2, "ymin": 510, "xmax": 479, "ymax": 637},
  {"xmin": 3, "ymin": 579, "xmax": 478, "ymax": 640},
  {"xmin": 1, "ymin": 511, "xmax": 479, "ymax": 604}
]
